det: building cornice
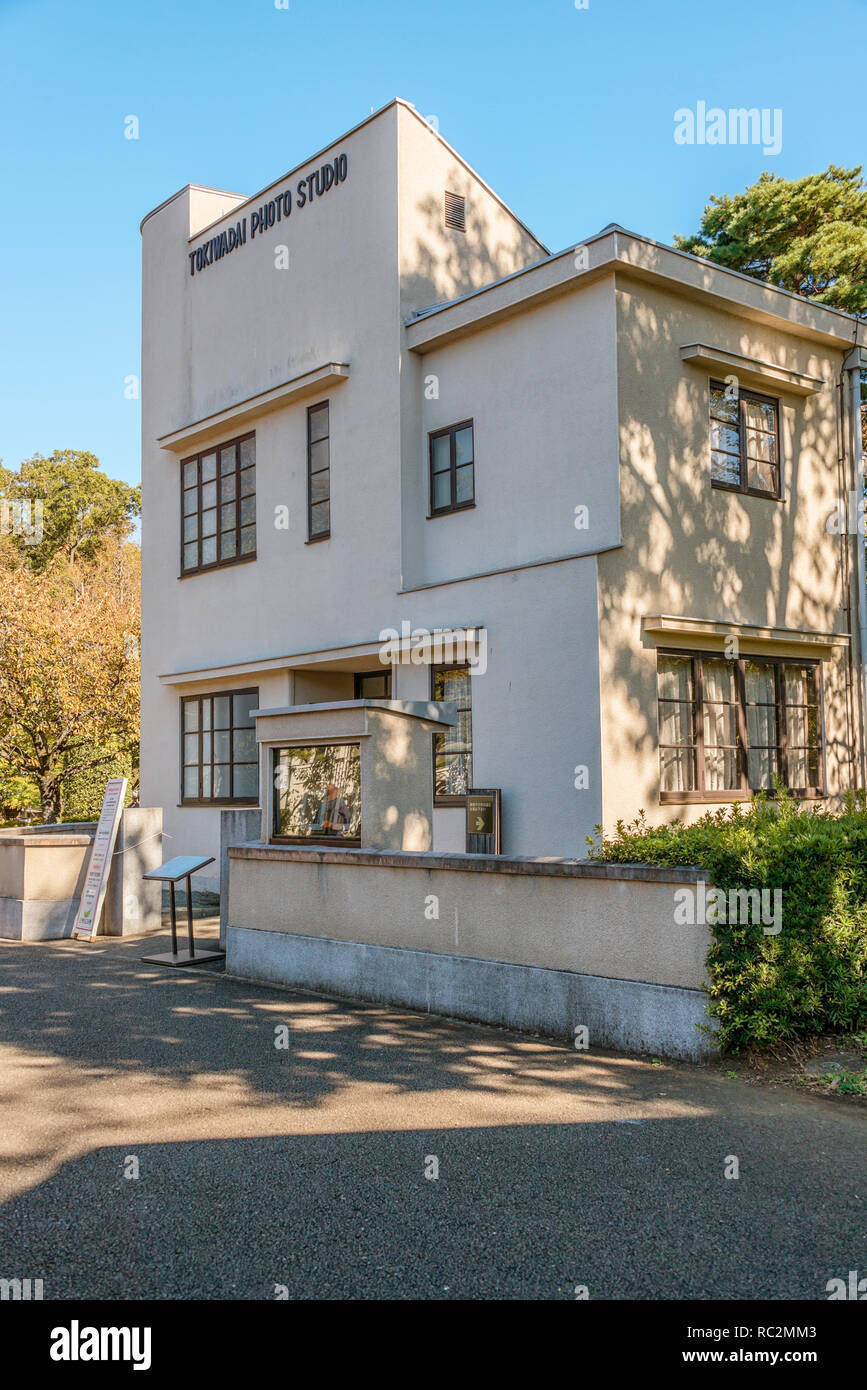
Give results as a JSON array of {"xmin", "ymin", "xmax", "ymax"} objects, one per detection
[
  {"xmin": 642, "ymin": 614, "xmax": 850, "ymax": 658},
  {"xmin": 406, "ymin": 227, "xmax": 867, "ymax": 355},
  {"xmin": 156, "ymin": 363, "xmax": 350, "ymax": 454},
  {"xmin": 679, "ymin": 343, "xmax": 826, "ymax": 396}
]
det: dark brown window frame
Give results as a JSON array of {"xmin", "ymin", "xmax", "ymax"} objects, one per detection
[
  {"xmin": 428, "ymin": 419, "xmax": 475, "ymax": 517},
  {"xmin": 270, "ymin": 741, "xmax": 361, "ymax": 846},
  {"xmin": 353, "ymin": 669, "xmax": 392, "ymax": 699},
  {"xmin": 180, "ymin": 431, "xmax": 256, "ymax": 576},
  {"xmin": 657, "ymin": 648, "xmax": 826, "ymax": 804},
  {"xmin": 709, "ymin": 380, "xmax": 782, "ymax": 500},
  {"xmin": 430, "ymin": 662, "xmax": 474, "ymax": 807},
  {"xmin": 306, "ymin": 401, "xmax": 331, "ymax": 542},
  {"xmin": 180, "ymin": 687, "xmax": 260, "ymax": 807}
]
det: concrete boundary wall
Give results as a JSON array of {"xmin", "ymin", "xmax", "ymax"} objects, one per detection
[
  {"xmin": 226, "ymin": 845, "xmax": 715, "ymax": 1057},
  {"xmin": 226, "ymin": 927, "xmax": 714, "ymax": 1059},
  {"xmin": 0, "ymin": 809, "xmax": 163, "ymax": 941}
]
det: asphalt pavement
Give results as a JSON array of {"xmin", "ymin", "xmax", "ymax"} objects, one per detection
[{"xmin": 0, "ymin": 923, "xmax": 864, "ymax": 1300}]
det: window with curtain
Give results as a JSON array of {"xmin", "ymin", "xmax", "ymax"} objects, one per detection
[
  {"xmin": 657, "ymin": 652, "xmax": 823, "ymax": 800},
  {"xmin": 709, "ymin": 381, "xmax": 780, "ymax": 498}
]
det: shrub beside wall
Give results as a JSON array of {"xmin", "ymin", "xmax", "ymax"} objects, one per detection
[{"xmin": 588, "ymin": 793, "xmax": 867, "ymax": 1051}]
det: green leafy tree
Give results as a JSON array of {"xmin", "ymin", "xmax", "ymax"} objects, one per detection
[
  {"xmin": 675, "ymin": 165, "xmax": 867, "ymax": 314},
  {"xmin": 0, "ymin": 449, "xmax": 140, "ymax": 572}
]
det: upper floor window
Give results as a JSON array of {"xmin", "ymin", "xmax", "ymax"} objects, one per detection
[
  {"xmin": 431, "ymin": 663, "xmax": 473, "ymax": 804},
  {"xmin": 307, "ymin": 402, "xmax": 330, "ymax": 540},
  {"xmin": 657, "ymin": 651, "xmax": 823, "ymax": 802},
  {"xmin": 709, "ymin": 381, "xmax": 780, "ymax": 498},
  {"xmin": 181, "ymin": 688, "xmax": 259, "ymax": 804},
  {"xmin": 429, "ymin": 420, "xmax": 474, "ymax": 516},
  {"xmin": 181, "ymin": 433, "xmax": 256, "ymax": 574}
]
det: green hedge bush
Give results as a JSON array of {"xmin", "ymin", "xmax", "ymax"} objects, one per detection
[{"xmin": 587, "ymin": 791, "xmax": 867, "ymax": 1051}]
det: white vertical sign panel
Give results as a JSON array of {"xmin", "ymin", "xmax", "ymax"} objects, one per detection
[{"xmin": 71, "ymin": 778, "xmax": 128, "ymax": 941}]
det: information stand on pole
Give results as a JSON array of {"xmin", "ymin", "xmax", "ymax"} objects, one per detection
[{"xmin": 140, "ymin": 855, "xmax": 225, "ymax": 966}]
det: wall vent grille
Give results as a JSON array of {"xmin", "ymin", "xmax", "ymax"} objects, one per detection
[{"xmin": 444, "ymin": 190, "xmax": 466, "ymax": 232}]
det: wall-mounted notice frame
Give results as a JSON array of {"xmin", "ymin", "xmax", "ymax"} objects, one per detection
[
  {"xmin": 71, "ymin": 778, "xmax": 128, "ymax": 941},
  {"xmin": 466, "ymin": 788, "xmax": 501, "ymax": 855}
]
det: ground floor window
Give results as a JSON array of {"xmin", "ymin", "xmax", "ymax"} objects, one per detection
[
  {"xmin": 272, "ymin": 742, "xmax": 361, "ymax": 843},
  {"xmin": 657, "ymin": 651, "xmax": 824, "ymax": 801},
  {"xmin": 354, "ymin": 669, "xmax": 391, "ymax": 699},
  {"xmin": 431, "ymin": 664, "xmax": 473, "ymax": 804},
  {"xmin": 181, "ymin": 689, "xmax": 259, "ymax": 804}
]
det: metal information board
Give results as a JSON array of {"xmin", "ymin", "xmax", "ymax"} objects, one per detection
[
  {"xmin": 140, "ymin": 855, "xmax": 224, "ymax": 967},
  {"xmin": 466, "ymin": 788, "xmax": 501, "ymax": 854},
  {"xmin": 71, "ymin": 777, "xmax": 128, "ymax": 940}
]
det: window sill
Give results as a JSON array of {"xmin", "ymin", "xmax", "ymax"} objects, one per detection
[
  {"xmin": 305, "ymin": 534, "xmax": 331, "ymax": 545},
  {"xmin": 271, "ymin": 836, "xmax": 361, "ymax": 847},
  {"xmin": 427, "ymin": 503, "xmax": 476, "ymax": 520},
  {"xmin": 660, "ymin": 790, "xmax": 825, "ymax": 804},
  {"xmin": 178, "ymin": 800, "xmax": 260, "ymax": 809},
  {"xmin": 711, "ymin": 481, "xmax": 783, "ymax": 502},
  {"xmin": 179, "ymin": 553, "xmax": 257, "ymax": 579}
]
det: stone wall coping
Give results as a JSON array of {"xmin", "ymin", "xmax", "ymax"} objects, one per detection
[
  {"xmin": 0, "ymin": 827, "xmax": 95, "ymax": 847},
  {"xmin": 227, "ymin": 841, "xmax": 706, "ymax": 883}
]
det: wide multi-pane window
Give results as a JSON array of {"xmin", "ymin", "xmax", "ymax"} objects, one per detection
[
  {"xmin": 181, "ymin": 689, "xmax": 259, "ymax": 804},
  {"xmin": 431, "ymin": 664, "xmax": 473, "ymax": 803},
  {"xmin": 657, "ymin": 653, "xmax": 823, "ymax": 800},
  {"xmin": 307, "ymin": 402, "xmax": 330, "ymax": 540},
  {"xmin": 181, "ymin": 433, "xmax": 256, "ymax": 574},
  {"xmin": 429, "ymin": 421, "xmax": 474, "ymax": 516},
  {"xmin": 709, "ymin": 381, "xmax": 780, "ymax": 498}
]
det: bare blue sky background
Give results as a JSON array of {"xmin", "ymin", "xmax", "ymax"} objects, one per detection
[{"xmin": 1, "ymin": 0, "xmax": 864, "ymax": 486}]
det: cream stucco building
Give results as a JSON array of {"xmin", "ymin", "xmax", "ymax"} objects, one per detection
[{"xmin": 140, "ymin": 99, "xmax": 867, "ymax": 893}]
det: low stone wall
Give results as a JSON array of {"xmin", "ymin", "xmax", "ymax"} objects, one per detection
[
  {"xmin": 0, "ymin": 809, "xmax": 164, "ymax": 941},
  {"xmin": 226, "ymin": 845, "xmax": 715, "ymax": 1058},
  {"xmin": 219, "ymin": 808, "xmax": 263, "ymax": 947}
]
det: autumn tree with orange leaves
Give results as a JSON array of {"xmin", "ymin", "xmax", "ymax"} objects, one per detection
[{"xmin": 0, "ymin": 452, "xmax": 140, "ymax": 822}]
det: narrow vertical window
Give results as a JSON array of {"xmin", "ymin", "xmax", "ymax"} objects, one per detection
[
  {"xmin": 431, "ymin": 664, "xmax": 473, "ymax": 803},
  {"xmin": 701, "ymin": 658, "xmax": 740, "ymax": 792},
  {"xmin": 743, "ymin": 661, "xmax": 779, "ymax": 790},
  {"xmin": 307, "ymin": 402, "xmax": 330, "ymax": 540},
  {"xmin": 657, "ymin": 655, "xmax": 697, "ymax": 793},
  {"xmin": 429, "ymin": 421, "xmax": 474, "ymax": 516}
]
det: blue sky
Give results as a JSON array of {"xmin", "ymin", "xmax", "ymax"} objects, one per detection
[{"xmin": 1, "ymin": 0, "xmax": 864, "ymax": 488}]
